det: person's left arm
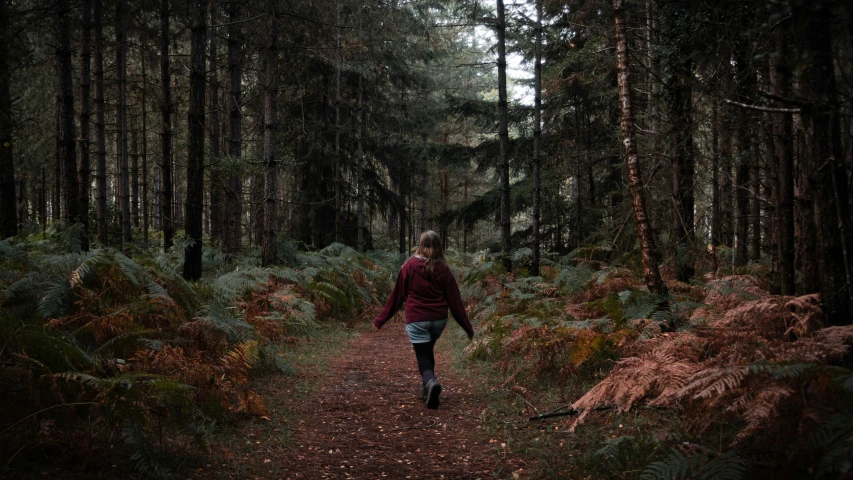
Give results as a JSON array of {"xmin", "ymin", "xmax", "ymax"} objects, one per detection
[{"xmin": 445, "ymin": 270, "xmax": 474, "ymax": 340}]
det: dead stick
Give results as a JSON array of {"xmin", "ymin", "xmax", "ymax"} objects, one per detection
[{"xmin": 528, "ymin": 405, "xmax": 613, "ymax": 421}]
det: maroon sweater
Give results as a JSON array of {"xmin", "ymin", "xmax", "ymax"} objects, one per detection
[{"xmin": 373, "ymin": 256, "xmax": 474, "ymax": 338}]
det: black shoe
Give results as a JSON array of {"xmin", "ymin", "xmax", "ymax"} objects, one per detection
[
  {"xmin": 425, "ymin": 379, "xmax": 442, "ymax": 409},
  {"xmin": 421, "ymin": 384, "xmax": 427, "ymax": 401}
]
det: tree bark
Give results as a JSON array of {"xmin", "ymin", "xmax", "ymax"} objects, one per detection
[
  {"xmin": 141, "ymin": 40, "xmax": 149, "ymax": 246},
  {"xmin": 225, "ymin": 0, "xmax": 243, "ymax": 254},
  {"xmin": 714, "ymin": 105, "xmax": 732, "ymax": 253},
  {"xmin": 160, "ymin": 0, "xmax": 174, "ymax": 250},
  {"xmin": 131, "ymin": 129, "xmax": 139, "ymax": 227},
  {"xmin": 356, "ymin": 75, "xmax": 365, "ymax": 252},
  {"xmin": 335, "ymin": 1, "xmax": 343, "ymax": 245},
  {"xmin": 0, "ymin": 0, "xmax": 17, "ymax": 239},
  {"xmin": 53, "ymin": 99, "xmax": 60, "ymax": 222},
  {"xmin": 666, "ymin": 53, "xmax": 694, "ymax": 282},
  {"xmin": 40, "ymin": 168, "xmax": 46, "ymax": 237},
  {"xmin": 735, "ymin": 157, "xmax": 750, "ymax": 265},
  {"xmin": 57, "ymin": 0, "xmax": 79, "ymax": 227},
  {"xmin": 711, "ymin": 101, "xmax": 720, "ymax": 269},
  {"xmin": 209, "ymin": 0, "xmax": 224, "ymax": 244},
  {"xmin": 613, "ymin": 0, "xmax": 667, "ymax": 295},
  {"xmin": 116, "ymin": 0, "xmax": 130, "ymax": 248},
  {"xmin": 17, "ymin": 179, "xmax": 25, "ymax": 230},
  {"xmin": 94, "ymin": 0, "xmax": 107, "ymax": 245},
  {"xmin": 77, "ymin": 0, "xmax": 92, "ymax": 249},
  {"xmin": 183, "ymin": 0, "xmax": 207, "ymax": 280},
  {"xmin": 530, "ymin": 0, "xmax": 543, "ymax": 277},
  {"xmin": 801, "ymin": 0, "xmax": 853, "ymax": 325},
  {"xmin": 733, "ymin": 45, "xmax": 755, "ymax": 266},
  {"xmin": 770, "ymin": 22, "xmax": 796, "ymax": 295},
  {"xmin": 261, "ymin": 6, "xmax": 278, "ymax": 266},
  {"xmin": 496, "ymin": 0, "xmax": 512, "ymax": 271}
]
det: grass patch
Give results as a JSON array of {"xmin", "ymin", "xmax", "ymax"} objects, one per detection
[
  {"xmin": 179, "ymin": 326, "xmax": 359, "ymax": 479},
  {"xmin": 441, "ymin": 327, "xmax": 681, "ymax": 479}
]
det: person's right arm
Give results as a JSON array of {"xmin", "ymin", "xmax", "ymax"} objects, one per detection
[{"xmin": 373, "ymin": 262, "xmax": 408, "ymax": 329}]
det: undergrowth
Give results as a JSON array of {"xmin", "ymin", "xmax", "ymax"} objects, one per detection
[
  {"xmin": 459, "ymin": 245, "xmax": 853, "ymax": 479},
  {"xmin": 0, "ymin": 228, "xmax": 393, "ymax": 478}
]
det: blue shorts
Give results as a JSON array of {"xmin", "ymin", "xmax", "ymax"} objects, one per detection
[{"xmin": 405, "ymin": 319, "xmax": 447, "ymax": 344}]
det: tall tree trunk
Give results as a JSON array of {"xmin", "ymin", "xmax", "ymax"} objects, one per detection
[
  {"xmin": 54, "ymin": 100, "xmax": 60, "ymax": 221},
  {"xmin": 666, "ymin": 53, "xmax": 694, "ymax": 282},
  {"xmin": 131, "ymin": 129, "xmax": 139, "ymax": 227},
  {"xmin": 496, "ymin": 0, "xmax": 512, "ymax": 271},
  {"xmin": 334, "ymin": 1, "xmax": 343, "ymax": 245},
  {"xmin": 208, "ymin": 0, "xmax": 224, "ymax": 244},
  {"xmin": 462, "ymin": 178, "xmax": 468, "ymax": 253},
  {"xmin": 530, "ymin": 0, "xmax": 543, "ymax": 277},
  {"xmin": 40, "ymin": 168, "xmax": 46, "ymax": 237},
  {"xmin": 734, "ymin": 45, "xmax": 755, "ymax": 266},
  {"xmin": 183, "ymin": 0, "xmax": 207, "ymax": 280},
  {"xmin": 261, "ymin": 6, "xmax": 277, "ymax": 266},
  {"xmin": 613, "ymin": 0, "xmax": 667, "ymax": 295},
  {"xmin": 0, "ymin": 0, "xmax": 17, "ymax": 239},
  {"xmin": 251, "ymin": 172, "xmax": 263, "ymax": 245},
  {"xmin": 116, "ymin": 0, "xmax": 130, "ymax": 248},
  {"xmin": 751, "ymin": 158, "xmax": 762, "ymax": 261},
  {"xmin": 356, "ymin": 75, "xmax": 364, "ymax": 252},
  {"xmin": 57, "ymin": 0, "xmax": 79, "ymax": 227},
  {"xmin": 735, "ymin": 157, "xmax": 750, "ymax": 265},
  {"xmin": 719, "ymin": 105, "xmax": 734, "ymax": 249},
  {"xmin": 94, "ymin": 0, "xmax": 107, "ymax": 244},
  {"xmin": 711, "ymin": 101, "xmax": 721, "ymax": 269},
  {"xmin": 78, "ymin": 0, "xmax": 92, "ymax": 249},
  {"xmin": 802, "ymin": 0, "xmax": 853, "ymax": 325},
  {"xmin": 16, "ymin": 179, "xmax": 24, "ymax": 232},
  {"xmin": 225, "ymin": 0, "xmax": 243, "ymax": 254},
  {"xmin": 141, "ymin": 40, "xmax": 149, "ymax": 245},
  {"xmin": 160, "ymin": 0, "xmax": 174, "ymax": 250},
  {"xmin": 771, "ymin": 24, "xmax": 795, "ymax": 295},
  {"xmin": 399, "ymin": 181, "xmax": 407, "ymax": 254}
]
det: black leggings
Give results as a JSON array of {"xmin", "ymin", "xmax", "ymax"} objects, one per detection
[{"xmin": 413, "ymin": 341, "xmax": 437, "ymax": 384}]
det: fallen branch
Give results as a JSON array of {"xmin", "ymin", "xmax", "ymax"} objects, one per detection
[{"xmin": 528, "ymin": 404, "xmax": 613, "ymax": 421}]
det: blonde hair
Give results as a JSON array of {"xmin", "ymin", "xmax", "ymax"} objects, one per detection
[{"xmin": 415, "ymin": 230, "xmax": 446, "ymax": 278}]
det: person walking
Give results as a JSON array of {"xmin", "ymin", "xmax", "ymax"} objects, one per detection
[{"xmin": 373, "ymin": 230, "xmax": 474, "ymax": 409}]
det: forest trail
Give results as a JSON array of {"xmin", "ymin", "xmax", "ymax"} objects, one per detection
[{"xmin": 202, "ymin": 322, "xmax": 526, "ymax": 480}]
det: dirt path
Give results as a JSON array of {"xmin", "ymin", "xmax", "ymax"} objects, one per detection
[{"xmin": 209, "ymin": 323, "xmax": 525, "ymax": 480}]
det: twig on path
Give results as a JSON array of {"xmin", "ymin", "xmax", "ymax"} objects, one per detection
[{"xmin": 528, "ymin": 405, "xmax": 613, "ymax": 422}]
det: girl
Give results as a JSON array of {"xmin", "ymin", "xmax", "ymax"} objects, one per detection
[{"xmin": 373, "ymin": 231, "xmax": 474, "ymax": 409}]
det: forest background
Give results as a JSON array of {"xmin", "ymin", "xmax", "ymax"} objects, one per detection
[{"xmin": 2, "ymin": 0, "xmax": 853, "ymax": 478}]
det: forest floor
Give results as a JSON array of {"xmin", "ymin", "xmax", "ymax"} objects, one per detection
[{"xmin": 191, "ymin": 322, "xmax": 528, "ymax": 480}]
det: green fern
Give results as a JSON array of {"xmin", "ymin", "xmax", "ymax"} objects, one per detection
[
  {"xmin": 595, "ymin": 435, "xmax": 661, "ymax": 476},
  {"xmin": 123, "ymin": 420, "xmax": 173, "ymax": 480},
  {"xmin": 641, "ymin": 448, "xmax": 747, "ymax": 480},
  {"xmin": 554, "ymin": 264, "xmax": 595, "ymax": 293},
  {"xmin": 748, "ymin": 362, "xmax": 815, "ymax": 380},
  {"xmin": 15, "ymin": 327, "xmax": 95, "ymax": 372},
  {"xmin": 700, "ymin": 451, "xmax": 749, "ymax": 480},
  {"xmin": 461, "ymin": 261, "xmax": 504, "ymax": 285},
  {"xmin": 641, "ymin": 449, "xmax": 699, "ymax": 480},
  {"xmin": 836, "ymin": 373, "xmax": 853, "ymax": 393},
  {"xmin": 805, "ymin": 410, "xmax": 853, "ymax": 477},
  {"xmin": 198, "ymin": 299, "xmax": 254, "ymax": 340}
]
